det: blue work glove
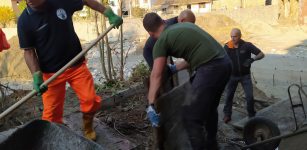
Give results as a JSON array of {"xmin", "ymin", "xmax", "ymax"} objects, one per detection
[
  {"xmin": 146, "ymin": 105, "xmax": 160, "ymax": 127},
  {"xmin": 168, "ymin": 64, "xmax": 177, "ymax": 74}
]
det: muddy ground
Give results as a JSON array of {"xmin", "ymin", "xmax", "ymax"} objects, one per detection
[{"xmin": 0, "ymin": 78, "xmax": 275, "ymax": 149}]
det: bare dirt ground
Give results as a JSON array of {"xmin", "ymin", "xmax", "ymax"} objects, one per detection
[{"xmin": 95, "ymin": 91, "xmax": 153, "ymax": 149}]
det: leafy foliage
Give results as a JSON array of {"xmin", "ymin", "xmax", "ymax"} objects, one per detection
[
  {"xmin": 17, "ymin": 0, "xmax": 27, "ymax": 15},
  {"xmin": 129, "ymin": 61, "xmax": 150, "ymax": 82},
  {"xmin": 131, "ymin": 7, "xmax": 146, "ymax": 18},
  {"xmin": 0, "ymin": 6, "xmax": 15, "ymax": 28}
]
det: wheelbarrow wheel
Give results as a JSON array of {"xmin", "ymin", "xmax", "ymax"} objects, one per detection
[{"xmin": 243, "ymin": 117, "xmax": 281, "ymax": 150}]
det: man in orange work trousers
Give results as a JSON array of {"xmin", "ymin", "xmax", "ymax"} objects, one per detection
[{"xmin": 17, "ymin": 0, "xmax": 122, "ymax": 140}]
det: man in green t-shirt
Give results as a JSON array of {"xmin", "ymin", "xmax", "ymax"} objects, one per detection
[{"xmin": 143, "ymin": 12, "xmax": 232, "ymax": 149}]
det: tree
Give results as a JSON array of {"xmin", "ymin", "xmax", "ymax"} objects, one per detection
[
  {"xmin": 18, "ymin": 0, "xmax": 27, "ymax": 15},
  {"xmin": 0, "ymin": 6, "xmax": 15, "ymax": 28},
  {"xmin": 119, "ymin": 0, "xmax": 124, "ymax": 81}
]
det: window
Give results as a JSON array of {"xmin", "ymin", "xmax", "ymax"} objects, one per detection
[{"xmin": 265, "ymin": 0, "xmax": 272, "ymax": 5}]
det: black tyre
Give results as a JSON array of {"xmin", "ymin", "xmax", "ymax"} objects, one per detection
[{"xmin": 243, "ymin": 117, "xmax": 281, "ymax": 150}]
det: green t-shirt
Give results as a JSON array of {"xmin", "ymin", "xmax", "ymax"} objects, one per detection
[{"xmin": 153, "ymin": 22, "xmax": 225, "ymax": 71}]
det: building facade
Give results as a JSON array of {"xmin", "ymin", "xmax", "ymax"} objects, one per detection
[{"xmin": 153, "ymin": 0, "xmax": 212, "ymax": 14}]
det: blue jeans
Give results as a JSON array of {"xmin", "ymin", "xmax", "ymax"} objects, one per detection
[
  {"xmin": 223, "ymin": 74, "xmax": 256, "ymax": 117},
  {"xmin": 182, "ymin": 56, "xmax": 232, "ymax": 150}
]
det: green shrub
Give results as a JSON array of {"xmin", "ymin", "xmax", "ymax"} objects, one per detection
[
  {"xmin": 0, "ymin": 6, "xmax": 15, "ymax": 28},
  {"xmin": 129, "ymin": 61, "xmax": 150, "ymax": 82},
  {"xmin": 18, "ymin": 0, "xmax": 27, "ymax": 15},
  {"xmin": 131, "ymin": 7, "xmax": 146, "ymax": 18}
]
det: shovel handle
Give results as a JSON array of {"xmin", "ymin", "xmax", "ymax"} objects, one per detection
[{"xmin": 0, "ymin": 25, "xmax": 115, "ymax": 120}]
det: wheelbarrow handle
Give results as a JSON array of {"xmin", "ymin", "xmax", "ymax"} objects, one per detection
[{"xmin": 0, "ymin": 24, "xmax": 115, "ymax": 120}]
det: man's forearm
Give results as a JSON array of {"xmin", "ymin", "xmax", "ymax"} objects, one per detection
[
  {"xmin": 254, "ymin": 52, "xmax": 265, "ymax": 61},
  {"xmin": 84, "ymin": 0, "xmax": 106, "ymax": 14},
  {"xmin": 24, "ymin": 49, "xmax": 40, "ymax": 74},
  {"xmin": 148, "ymin": 73, "xmax": 162, "ymax": 104},
  {"xmin": 148, "ymin": 57, "xmax": 166, "ymax": 104}
]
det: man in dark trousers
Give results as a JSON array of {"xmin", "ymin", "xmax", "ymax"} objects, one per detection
[
  {"xmin": 223, "ymin": 28, "xmax": 265, "ymax": 123},
  {"xmin": 143, "ymin": 12, "xmax": 232, "ymax": 150},
  {"xmin": 17, "ymin": 0, "xmax": 122, "ymax": 141}
]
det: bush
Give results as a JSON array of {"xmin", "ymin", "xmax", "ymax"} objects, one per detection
[
  {"xmin": 0, "ymin": 6, "xmax": 15, "ymax": 28},
  {"xmin": 17, "ymin": 0, "xmax": 27, "ymax": 15},
  {"xmin": 129, "ymin": 61, "xmax": 150, "ymax": 82},
  {"xmin": 131, "ymin": 7, "xmax": 146, "ymax": 18}
]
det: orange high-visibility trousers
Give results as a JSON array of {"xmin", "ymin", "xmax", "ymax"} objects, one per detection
[{"xmin": 42, "ymin": 61, "xmax": 101, "ymax": 123}]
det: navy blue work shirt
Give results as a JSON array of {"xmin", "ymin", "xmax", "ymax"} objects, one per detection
[
  {"xmin": 17, "ymin": 0, "xmax": 85, "ymax": 73},
  {"xmin": 143, "ymin": 17, "xmax": 178, "ymax": 69},
  {"xmin": 225, "ymin": 40, "xmax": 261, "ymax": 76}
]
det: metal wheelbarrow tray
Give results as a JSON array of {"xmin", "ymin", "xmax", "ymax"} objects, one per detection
[{"xmin": 0, "ymin": 120, "xmax": 103, "ymax": 150}]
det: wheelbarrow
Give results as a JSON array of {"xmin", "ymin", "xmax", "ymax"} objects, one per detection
[
  {"xmin": 0, "ymin": 120, "xmax": 104, "ymax": 150},
  {"xmin": 227, "ymin": 83, "xmax": 307, "ymax": 150}
]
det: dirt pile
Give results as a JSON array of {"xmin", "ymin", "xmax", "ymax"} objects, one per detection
[
  {"xmin": 0, "ymin": 36, "xmax": 31, "ymax": 80},
  {"xmin": 96, "ymin": 91, "xmax": 153, "ymax": 149},
  {"xmin": 196, "ymin": 14, "xmax": 245, "ymax": 43}
]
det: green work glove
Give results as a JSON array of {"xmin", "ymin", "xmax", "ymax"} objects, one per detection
[
  {"xmin": 33, "ymin": 71, "xmax": 48, "ymax": 96},
  {"xmin": 103, "ymin": 7, "xmax": 123, "ymax": 29}
]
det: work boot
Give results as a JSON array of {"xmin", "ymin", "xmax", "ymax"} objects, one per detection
[
  {"xmin": 223, "ymin": 116, "xmax": 231, "ymax": 124},
  {"xmin": 83, "ymin": 112, "xmax": 97, "ymax": 141}
]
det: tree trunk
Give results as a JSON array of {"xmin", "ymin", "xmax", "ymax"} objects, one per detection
[
  {"xmin": 119, "ymin": 0, "xmax": 124, "ymax": 81},
  {"xmin": 101, "ymin": 16, "xmax": 113, "ymax": 80},
  {"xmin": 95, "ymin": 12, "xmax": 109, "ymax": 80}
]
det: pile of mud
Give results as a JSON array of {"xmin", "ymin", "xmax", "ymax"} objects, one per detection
[
  {"xmin": 196, "ymin": 14, "xmax": 244, "ymax": 43},
  {"xmin": 0, "ymin": 36, "xmax": 31, "ymax": 80}
]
